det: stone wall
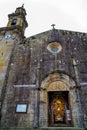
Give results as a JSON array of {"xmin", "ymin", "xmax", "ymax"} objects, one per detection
[
  {"xmin": 1, "ymin": 85, "xmax": 36, "ymax": 127},
  {"xmin": 0, "ymin": 29, "xmax": 87, "ymax": 128}
]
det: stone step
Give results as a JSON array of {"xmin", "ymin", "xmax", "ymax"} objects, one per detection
[
  {"xmin": 40, "ymin": 127, "xmax": 85, "ymax": 130},
  {"xmin": 0, "ymin": 127, "xmax": 85, "ymax": 130}
]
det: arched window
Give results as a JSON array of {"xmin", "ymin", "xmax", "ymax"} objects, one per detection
[{"xmin": 11, "ymin": 19, "xmax": 17, "ymax": 25}]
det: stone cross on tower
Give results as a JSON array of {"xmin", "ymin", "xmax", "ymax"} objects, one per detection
[
  {"xmin": 22, "ymin": 3, "xmax": 24, "ymax": 8},
  {"xmin": 51, "ymin": 24, "xmax": 55, "ymax": 29}
]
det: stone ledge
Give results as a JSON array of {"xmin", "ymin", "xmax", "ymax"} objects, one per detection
[{"xmin": 0, "ymin": 127, "xmax": 85, "ymax": 130}]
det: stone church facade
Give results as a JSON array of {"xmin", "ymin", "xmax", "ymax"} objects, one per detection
[{"xmin": 0, "ymin": 6, "xmax": 87, "ymax": 129}]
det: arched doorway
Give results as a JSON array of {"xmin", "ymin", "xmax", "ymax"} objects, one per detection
[
  {"xmin": 48, "ymin": 91, "xmax": 70, "ymax": 126},
  {"xmin": 39, "ymin": 73, "xmax": 82, "ymax": 127}
]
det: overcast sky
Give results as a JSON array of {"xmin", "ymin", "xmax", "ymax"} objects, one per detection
[{"xmin": 0, "ymin": 0, "xmax": 87, "ymax": 37}]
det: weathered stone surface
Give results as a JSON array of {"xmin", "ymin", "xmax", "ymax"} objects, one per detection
[
  {"xmin": 0, "ymin": 29, "xmax": 87, "ymax": 128},
  {"xmin": 0, "ymin": 7, "xmax": 87, "ymax": 129}
]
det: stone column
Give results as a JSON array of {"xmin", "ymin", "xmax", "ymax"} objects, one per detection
[
  {"xmin": 72, "ymin": 58, "xmax": 84, "ymax": 127},
  {"xmin": 33, "ymin": 62, "xmax": 40, "ymax": 128}
]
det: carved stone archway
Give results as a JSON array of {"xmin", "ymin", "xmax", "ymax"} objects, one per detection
[{"xmin": 39, "ymin": 73, "xmax": 82, "ymax": 127}]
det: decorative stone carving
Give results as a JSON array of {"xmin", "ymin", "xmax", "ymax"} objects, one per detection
[
  {"xmin": 47, "ymin": 81, "xmax": 69, "ymax": 91},
  {"xmin": 41, "ymin": 73, "xmax": 75, "ymax": 90}
]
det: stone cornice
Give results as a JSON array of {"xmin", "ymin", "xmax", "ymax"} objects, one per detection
[{"xmin": 0, "ymin": 26, "xmax": 25, "ymax": 38}]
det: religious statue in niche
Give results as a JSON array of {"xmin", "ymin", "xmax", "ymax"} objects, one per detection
[{"xmin": 52, "ymin": 96, "xmax": 65, "ymax": 122}]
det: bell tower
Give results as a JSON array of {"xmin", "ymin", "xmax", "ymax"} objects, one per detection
[
  {"xmin": 7, "ymin": 4, "xmax": 28, "ymax": 34},
  {"xmin": 0, "ymin": 5, "xmax": 28, "ymax": 120}
]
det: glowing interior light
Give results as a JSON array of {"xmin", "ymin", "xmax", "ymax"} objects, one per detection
[{"xmin": 57, "ymin": 108, "xmax": 60, "ymax": 111}]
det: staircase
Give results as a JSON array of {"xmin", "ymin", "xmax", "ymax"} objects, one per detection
[{"xmin": 0, "ymin": 127, "xmax": 86, "ymax": 130}]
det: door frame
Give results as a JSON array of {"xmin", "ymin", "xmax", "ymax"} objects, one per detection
[
  {"xmin": 48, "ymin": 91, "xmax": 72, "ymax": 126},
  {"xmin": 39, "ymin": 73, "xmax": 81, "ymax": 127}
]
